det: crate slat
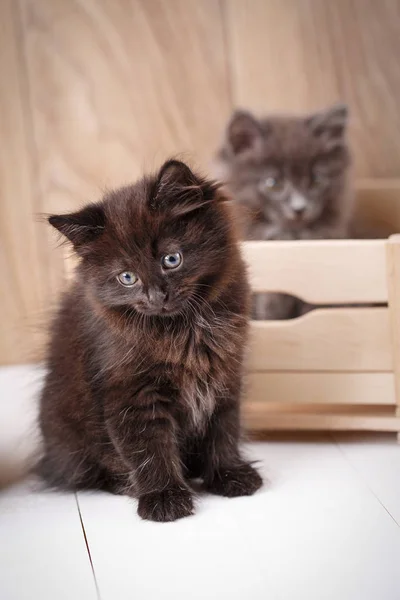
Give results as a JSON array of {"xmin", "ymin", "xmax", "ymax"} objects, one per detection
[
  {"xmin": 242, "ymin": 239, "xmax": 387, "ymax": 303},
  {"xmin": 248, "ymin": 308, "xmax": 391, "ymax": 372},
  {"xmin": 247, "ymin": 372, "xmax": 395, "ymax": 405},
  {"xmin": 243, "ymin": 403, "xmax": 400, "ymax": 432}
]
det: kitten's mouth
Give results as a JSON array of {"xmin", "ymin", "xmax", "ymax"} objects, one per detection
[
  {"xmin": 135, "ymin": 305, "xmax": 180, "ymax": 317},
  {"xmin": 287, "ymin": 212, "xmax": 308, "ymax": 226}
]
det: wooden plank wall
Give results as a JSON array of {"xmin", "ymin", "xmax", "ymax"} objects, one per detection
[
  {"xmin": 2, "ymin": 0, "xmax": 400, "ymax": 364},
  {"xmin": 226, "ymin": 0, "xmax": 400, "ymax": 177}
]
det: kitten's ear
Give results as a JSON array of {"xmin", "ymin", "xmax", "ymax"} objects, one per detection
[
  {"xmin": 152, "ymin": 159, "xmax": 219, "ymax": 217},
  {"xmin": 48, "ymin": 204, "xmax": 105, "ymax": 250},
  {"xmin": 226, "ymin": 110, "xmax": 263, "ymax": 155},
  {"xmin": 156, "ymin": 159, "xmax": 199, "ymax": 192},
  {"xmin": 306, "ymin": 104, "xmax": 348, "ymax": 139}
]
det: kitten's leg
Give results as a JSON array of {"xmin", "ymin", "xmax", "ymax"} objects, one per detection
[
  {"xmin": 202, "ymin": 390, "xmax": 263, "ymax": 497},
  {"xmin": 36, "ymin": 439, "xmax": 120, "ymax": 494},
  {"xmin": 185, "ymin": 456, "xmax": 205, "ymax": 480},
  {"xmin": 105, "ymin": 388, "xmax": 193, "ymax": 522},
  {"xmin": 182, "ymin": 441, "xmax": 205, "ymax": 480}
]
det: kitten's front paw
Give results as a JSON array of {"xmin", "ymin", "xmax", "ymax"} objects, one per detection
[
  {"xmin": 207, "ymin": 463, "xmax": 263, "ymax": 497},
  {"xmin": 138, "ymin": 486, "xmax": 194, "ymax": 522}
]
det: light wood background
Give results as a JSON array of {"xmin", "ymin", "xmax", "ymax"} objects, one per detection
[{"xmin": 2, "ymin": 0, "xmax": 400, "ymax": 365}]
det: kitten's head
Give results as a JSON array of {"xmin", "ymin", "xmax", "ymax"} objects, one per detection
[
  {"xmin": 49, "ymin": 160, "xmax": 236, "ymax": 318},
  {"xmin": 216, "ymin": 104, "xmax": 351, "ymax": 232}
]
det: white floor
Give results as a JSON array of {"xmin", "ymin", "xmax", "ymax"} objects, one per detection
[{"xmin": 1, "ymin": 366, "xmax": 399, "ymax": 600}]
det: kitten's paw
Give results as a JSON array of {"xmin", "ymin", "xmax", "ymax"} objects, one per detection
[
  {"xmin": 207, "ymin": 463, "xmax": 263, "ymax": 497},
  {"xmin": 138, "ymin": 486, "xmax": 194, "ymax": 522}
]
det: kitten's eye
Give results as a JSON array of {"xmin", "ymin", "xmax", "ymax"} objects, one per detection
[
  {"xmin": 262, "ymin": 176, "xmax": 283, "ymax": 191},
  {"xmin": 312, "ymin": 172, "xmax": 325, "ymax": 186},
  {"xmin": 117, "ymin": 271, "xmax": 138, "ymax": 287},
  {"xmin": 162, "ymin": 252, "xmax": 182, "ymax": 270}
]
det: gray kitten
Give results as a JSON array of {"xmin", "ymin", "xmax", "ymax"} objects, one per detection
[{"xmin": 214, "ymin": 104, "xmax": 353, "ymax": 319}]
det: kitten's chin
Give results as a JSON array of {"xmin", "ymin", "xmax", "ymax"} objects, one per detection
[
  {"xmin": 285, "ymin": 214, "xmax": 315, "ymax": 229},
  {"xmin": 286, "ymin": 216, "xmax": 307, "ymax": 228},
  {"xmin": 284, "ymin": 208, "xmax": 322, "ymax": 228},
  {"xmin": 134, "ymin": 306, "xmax": 181, "ymax": 318}
]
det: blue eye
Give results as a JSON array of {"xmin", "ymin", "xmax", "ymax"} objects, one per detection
[
  {"xmin": 117, "ymin": 271, "xmax": 138, "ymax": 287},
  {"xmin": 262, "ymin": 176, "xmax": 283, "ymax": 191},
  {"xmin": 162, "ymin": 252, "xmax": 182, "ymax": 269},
  {"xmin": 312, "ymin": 171, "xmax": 325, "ymax": 186},
  {"xmin": 265, "ymin": 177, "xmax": 277, "ymax": 188}
]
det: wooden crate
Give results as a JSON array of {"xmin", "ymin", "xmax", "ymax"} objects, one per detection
[
  {"xmin": 242, "ymin": 236, "xmax": 400, "ymax": 439},
  {"xmin": 62, "ymin": 182, "xmax": 400, "ymax": 438}
]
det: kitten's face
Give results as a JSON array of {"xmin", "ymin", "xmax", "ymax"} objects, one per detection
[
  {"xmin": 50, "ymin": 161, "xmax": 232, "ymax": 318},
  {"xmin": 250, "ymin": 153, "xmax": 341, "ymax": 227},
  {"xmin": 216, "ymin": 105, "xmax": 350, "ymax": 231}
]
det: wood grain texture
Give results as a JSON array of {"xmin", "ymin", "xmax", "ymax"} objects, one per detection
[
  {"xmin": 20, "ymin": 0, "xmax": 231, "ymax": 206},
  {"xmin": 0, "ymin": 0, "xmax": 46, "ymax": 365},
  {"xmin": 19, "ymin": 0, "xmax": 231, "ymax": 298},
  {"xmin": 242, "ymin": 239, "xmax": 388, "ymax": 303},
  {"xmin": 248, "ymin": 308, "xmax": 392, "ymax": 372},
  {"xmin": 243, "ymin": 404, "xmax": 400, "ymax": 432},
  {"xmin": 3, "ymin": 0, "xmax": 400, "ymax": 366},
  {"xmin": 355, "ymin": 180, "xmax": 400, "ymax": 237},
  {"xmin": 386, "ymin": 235, "xmax": 400, "ymax": 439},
  {"xmin": 247, "ymin": 372, "xmax": 396, "ymax": 406},
  {"xmin": 226, "ymin": 0, "xmax": 400, "ymax": 177},
  {"xmin": 0, "ymin": 0, "xmax": 231, "ymax": 364}
]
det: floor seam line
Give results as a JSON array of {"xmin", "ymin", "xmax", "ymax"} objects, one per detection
[
  {"xmin": 75, "ymin": 493, "xmax": 102, "ymax": 600},
  {"xmin": 330, "ymin": 433, "xmax": 400, "ymax": 529}
]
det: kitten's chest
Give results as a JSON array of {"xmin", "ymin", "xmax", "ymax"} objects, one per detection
[
  {"xmin": 169, "ymin": 319, "xmax": 239, "ymax": 432},
  {"xmin": 125, "ymin": 312, "xmax": 245, "ymax": 432},
  {"xmin": 151, "ymin": 312, "xmax": 241, "ymax": 372},
  {"xmin": 178, "ymin": 370, "xmax": 219, "ymax": 433},
  {"xmin": 175, "ymin": 326, "xmax": 227, "ymax": 432}
]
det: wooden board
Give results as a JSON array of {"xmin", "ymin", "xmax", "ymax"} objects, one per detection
[
  {"xmin": 355, "ymin": 180, "xmax": 400, "ymax": 237},
  {"xmin": 20, "ymin": 0, "xmax": 231, "ymax": 208},
  {"xmin": 0, "ymin": 0, "xmax": 231, "ymax": 365},
  {"xmin": 247, "ymin": 372, "xmax": 396, "ymax": 406},
  {"xmin": 0, "ymin": 0, "xmax": 47, "ymax": 365},
  {"xmin": 19, "ymin": 0, "xmax": 231, "ymax": 301},
  {"xmin": 3, "ymin": 0, "xmax": 400, "ymax": 367},
  {"xmin": 333, "ymin": 433, "xmax": 400, "ymax": 525},
  {"xmin": 0, "ymin": 485, "xmax": 98, "ymax": 600},
  {"xmin": 242, "ymin": 239, "xmax": 387, "ymax": 303},
  {"xmin": 226, "ymin": 0, "xmax": 400, "ymax": 177},
  {"xmin": 243, "ymin": 403, "xmax": 400, "ymax": 432},
  {"xmin": 248, "ymin": 308, "xmax": 392, "ymax": 372},
  {"xmin": 76, "ymin": 437, "xmax": 400, "ymax": 600},
  {"xmin": 0, "ymin": 364, "xmax": 97, "ymax": 600},
  {"xmin": 386, "ymin": 235, "xmax": 400, "ymax": 439}
]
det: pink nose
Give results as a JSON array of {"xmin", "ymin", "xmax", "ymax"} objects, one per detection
[{"xmin": 146, "ymin": 289, "xmax": 168, "ymax": 308}]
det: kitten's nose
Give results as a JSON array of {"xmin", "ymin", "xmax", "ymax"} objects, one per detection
[
  {"xmin": 293, "ymin": 205, "xmax": 305, "ymax": 215},
  {"xmin": 147, "ymin": 288, "xmax": 168, "ymax": 307},
  {"xmin": 290, "ymin": 191, "xmax": 307, "ymax": 216}
]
